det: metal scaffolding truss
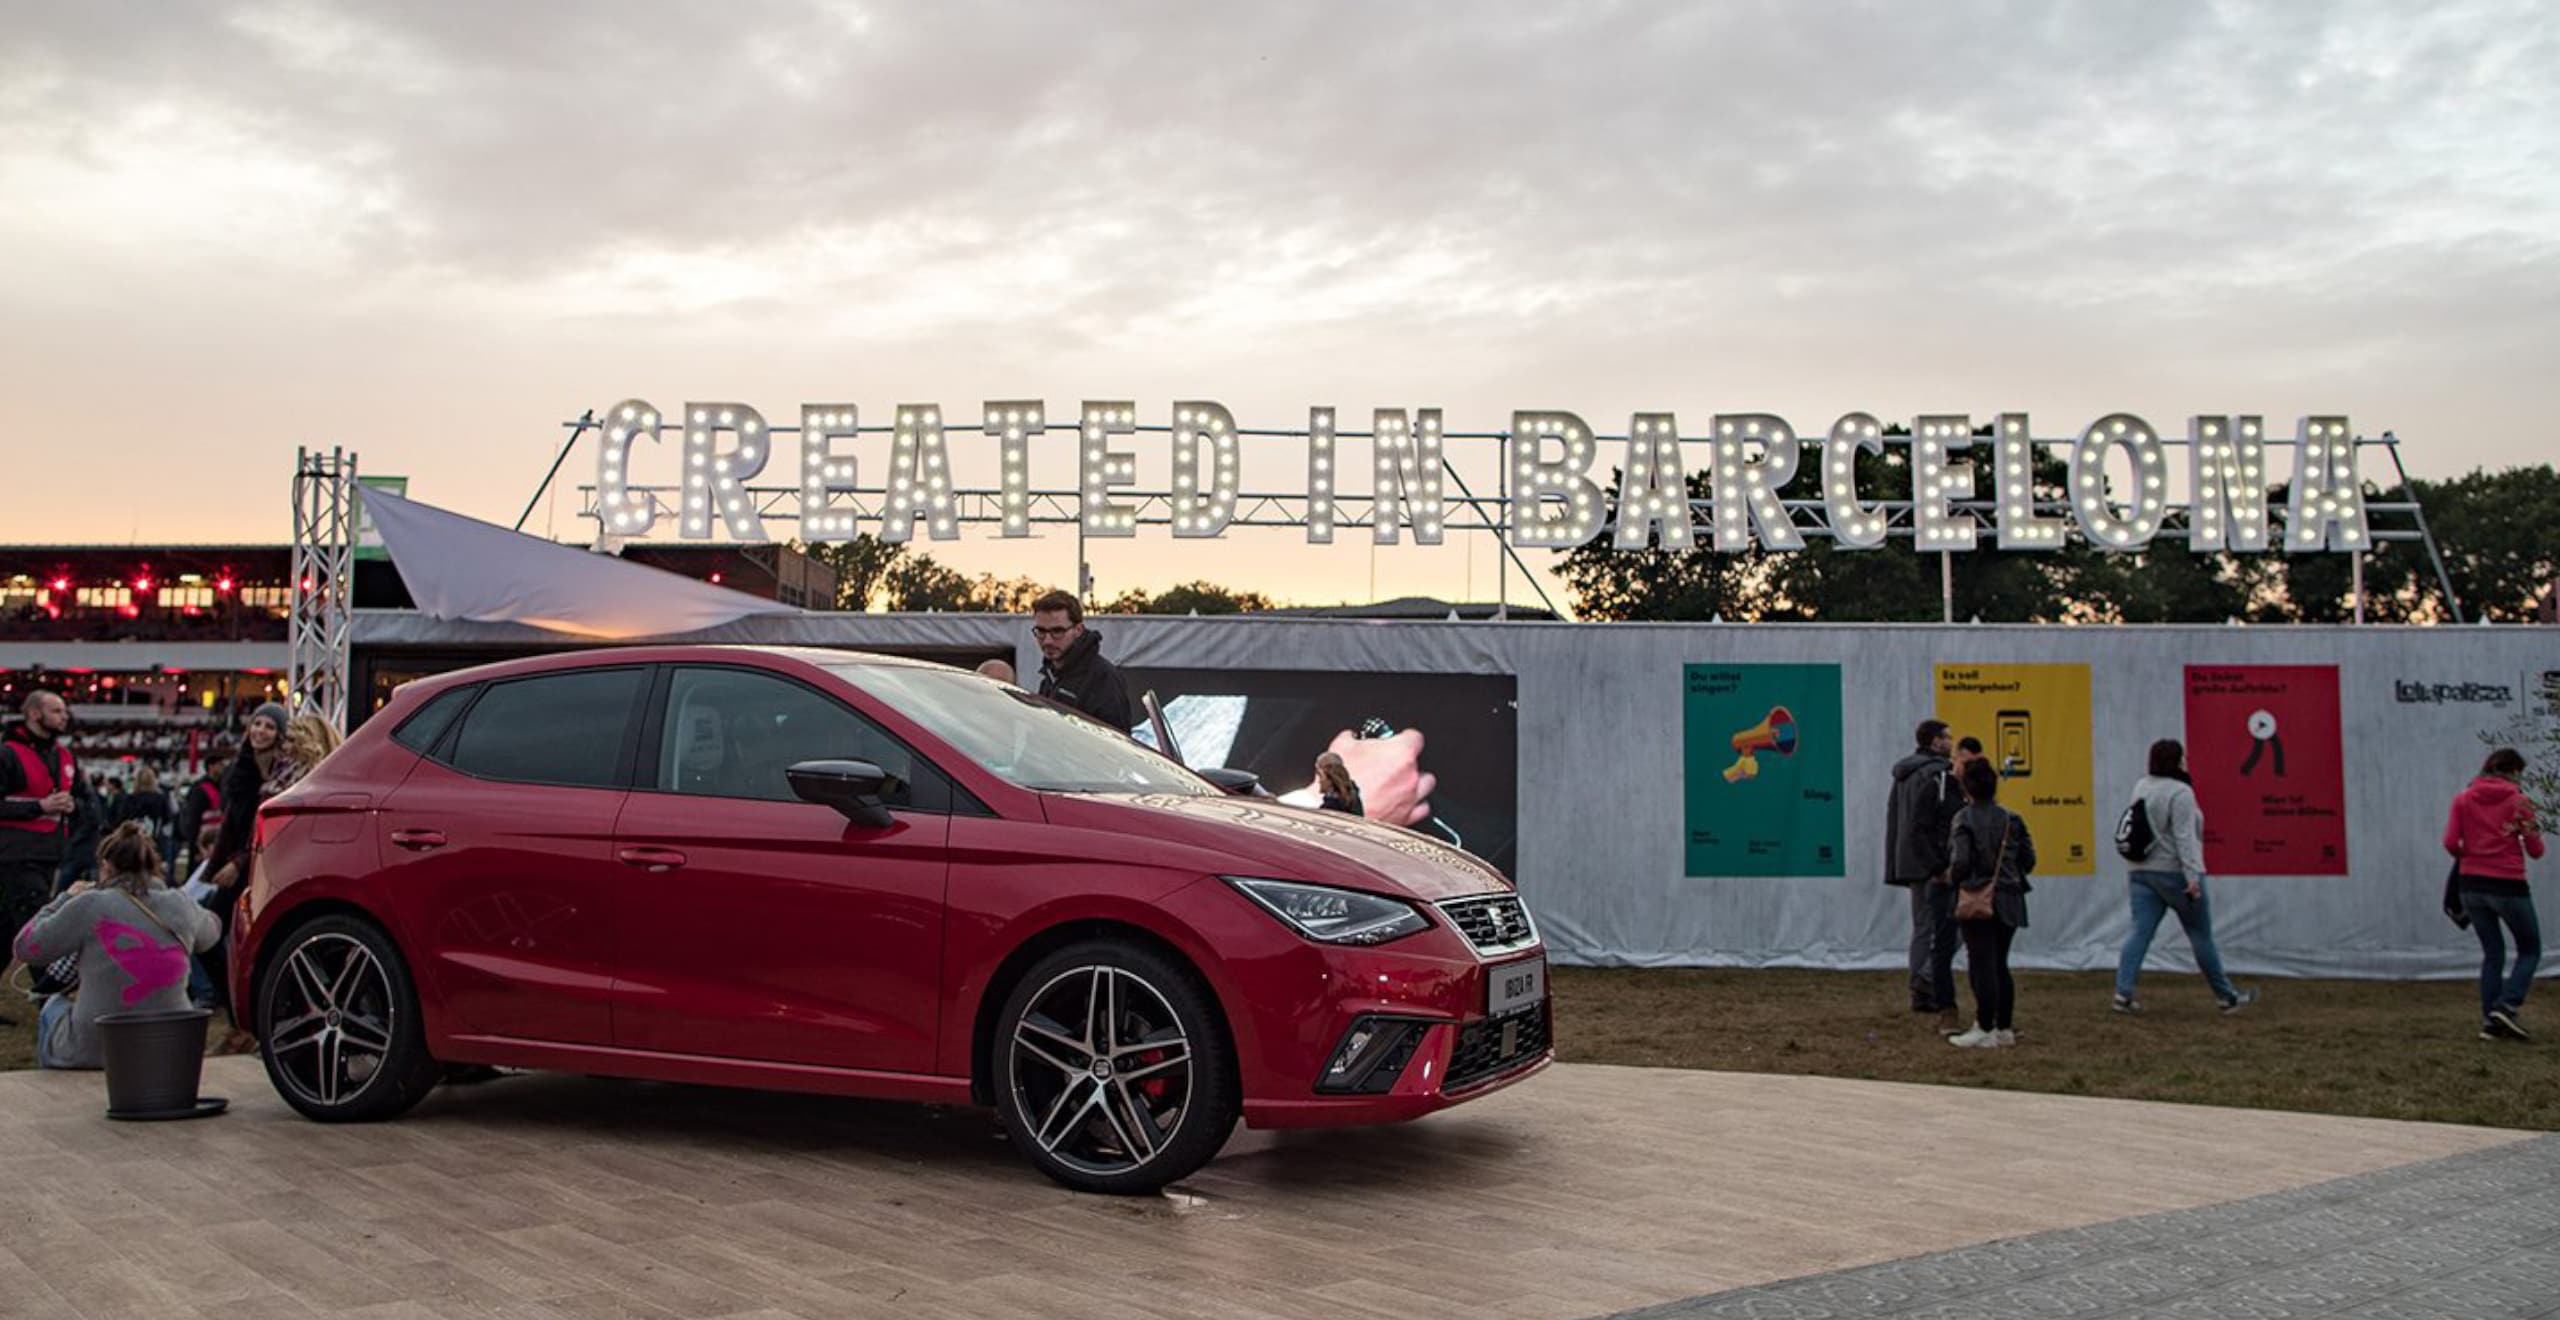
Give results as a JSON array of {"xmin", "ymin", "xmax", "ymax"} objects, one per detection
[{"xmin": 289, "ymin": 446, "xmax": 358, "ymax": 730}]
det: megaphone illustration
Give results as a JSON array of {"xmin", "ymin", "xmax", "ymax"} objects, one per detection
[{"xmin": 1723, "ymin": 706, "xmax": 1797, "ymax": 783}]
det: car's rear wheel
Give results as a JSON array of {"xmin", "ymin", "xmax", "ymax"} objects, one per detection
[
  {"xmin": 993, "ymin": 940, "xmax": 1238, "ymax": 1194},
  {"xmin": 256, "ymin": 915, "xmax": 440, "ymax": 1122}
]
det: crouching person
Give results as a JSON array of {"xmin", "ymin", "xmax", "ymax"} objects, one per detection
[{"xmin": 9, "ymin": 822, "xmax": 220, "ymax": 1069}]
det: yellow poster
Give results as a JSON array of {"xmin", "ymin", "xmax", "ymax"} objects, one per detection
[{"xmin": 1934, "ymin": 663, "xmax": 2096, "ymax": 874}]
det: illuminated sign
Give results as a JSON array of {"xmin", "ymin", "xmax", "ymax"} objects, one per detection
[{"xmin": 585, "ymin": 401, "xmax": 2376, "ymax": 554}]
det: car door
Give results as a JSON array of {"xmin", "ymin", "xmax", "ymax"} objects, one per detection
[
  {"xmin": 376, "ymin": 666, "xmax": 647, "ymax": 1047},
  {"xmin": 611, "ymin": 664, "xmax": 951, "ymax": 1075}
]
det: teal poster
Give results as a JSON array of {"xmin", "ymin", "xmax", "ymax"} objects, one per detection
[{"xmin": 1683, "ymin": 664, "xmax": 1845, "ymax": 876}]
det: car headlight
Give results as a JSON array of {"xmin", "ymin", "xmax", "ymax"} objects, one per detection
[{"xmin": 1224, "ymin": 877, "xmax": 1430, "ymax": 947}]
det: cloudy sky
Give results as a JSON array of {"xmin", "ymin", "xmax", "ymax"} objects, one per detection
[{"xmin": 3, "ymin": 1, "xmax": 2553, "ymax": 607}]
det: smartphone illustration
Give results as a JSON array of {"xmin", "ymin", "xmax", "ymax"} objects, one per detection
[{"xmin": 1995, "ymin": 709, "xmax": 2033, "ymax": 778}]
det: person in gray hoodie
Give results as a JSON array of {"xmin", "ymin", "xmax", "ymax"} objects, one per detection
[
  {"xmin": 11, "ymin": 821, "xmax": 220, "ymax": 1069},
  {"xmin": 1884, "ymin": 719, "xmax": 1966, "ymax": 1020},
  {"xmin": 2113, "ymin": 738, "xmax": 2257, "ymax": 1015}
]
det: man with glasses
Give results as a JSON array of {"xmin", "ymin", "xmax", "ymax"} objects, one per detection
[{"xmin": 1030, "ymin": 589, "xmax": 1133, "ymax": 731}]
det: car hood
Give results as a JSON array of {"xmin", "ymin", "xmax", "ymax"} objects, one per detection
[{"xmin": 1044, "ymin": 791, "xmax": 1513, "ymax": 903}]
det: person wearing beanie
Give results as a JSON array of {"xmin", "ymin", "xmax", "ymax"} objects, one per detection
[{"xmin": 194, "ymin": 700, "xmax": 293, "ymax": 1052}]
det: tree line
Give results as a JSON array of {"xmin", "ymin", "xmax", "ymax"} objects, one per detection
[
  {"xmin": 1555, "ymin": 444, "xmax": 2558, "ymax": 625},
  {"xmin": 795, "ymin": 453, "xmax": 2556, "ymax": 625},
  {"xmin": 800, "ymin": 538, "xmax": 1270, "ymax": 616}
]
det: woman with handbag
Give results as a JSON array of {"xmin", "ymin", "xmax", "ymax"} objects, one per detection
[
  {"xmin": 2114, "ymin": 739, "xmax": 2257, "ymax": 1016},
  {"xmin": 9, "ymin": 822, "xmax": 220, "ymax": 1069},
  {"xmin": 1947, "ymin": 757, "xmax": 2034, "ymax": 1049},
  {"xmin": 2447, "ymin": 746, "xmax": 2546, "ymax": 1041}
]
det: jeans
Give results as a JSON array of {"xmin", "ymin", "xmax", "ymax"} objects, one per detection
[
  {"xmin": 34, "ymin": 993, "xmax": 71, "ymax": 1069},
  {"xmin": 2116, "ymin": 872, "xmax": 2240, "ymax": 1003},
  {"xmin": 2460, "ymin": 890, "xmax": 2542, "ymax": 1020},
  {"xmin": 1960, "ymin": 919, "xmax": 2017, "ymax": 1030},
  {"xmin": 1907, "ymin": 882, "xmax": 1958, "ymax": 1011}
]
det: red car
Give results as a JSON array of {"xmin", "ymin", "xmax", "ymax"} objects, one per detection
[{"xmin": 233, "ymin": 646, "xmax": 1550, "ymax": 1192}]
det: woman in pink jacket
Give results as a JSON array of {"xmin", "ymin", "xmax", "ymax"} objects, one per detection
[{"xmin": 2447, "ymin": 747, "xmax": 2547, "ymax": 1041}]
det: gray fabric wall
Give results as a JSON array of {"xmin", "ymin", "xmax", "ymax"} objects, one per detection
[{"xmin": 355, "ymin": 611, "xmax": 2558, "ymax": 979}]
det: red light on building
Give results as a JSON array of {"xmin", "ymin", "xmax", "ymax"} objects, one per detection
[
  {"xmin": 134, "ymin": 575, "xmax": 154, "ymax": 593},
  {"xmin": 216, "ymin": 575, "xmax": 236, "ymax": 593},
  {"xmin": 709, "ymin": 571, "xmax": 723, "ymax": 584},
  {"xmin": 49, "ymin": 576, "xmax": 68, "ymax": 593}
]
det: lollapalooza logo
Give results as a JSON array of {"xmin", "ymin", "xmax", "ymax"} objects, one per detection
[
  {"xmin": 2394, "ymin": 679, "xmax": 2516, "ymax": 706},
  {"xmin": 580, "ymin": 399, "xmax": 2380, "ymax": 556}
]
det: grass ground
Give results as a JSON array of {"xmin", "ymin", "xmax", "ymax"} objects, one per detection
[
  {"xmin": 9, "ymin": 969, "xmax": 2554, "ymax": 1130},
  {"xmin": 1552, "ymin": 966, "xmax": 2560, "ymax": 1131}
]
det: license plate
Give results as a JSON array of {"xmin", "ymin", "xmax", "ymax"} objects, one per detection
[{"xmin": 1487, "ymin": 956, "xmax": 1545, "ymax": 1018}]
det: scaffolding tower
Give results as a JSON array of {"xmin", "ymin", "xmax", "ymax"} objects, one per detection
[{"xmin": 288, "ymin": 446, "xmax": 359, "ymax": 730}]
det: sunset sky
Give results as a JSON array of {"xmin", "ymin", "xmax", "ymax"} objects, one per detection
[{"xmin": 3, "ymin": 2, "xmax": 2554, "ymax": 609}]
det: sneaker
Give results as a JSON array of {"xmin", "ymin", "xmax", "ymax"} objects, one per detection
[
  {"xmin": 1992, "ymin": 1029, "xmax": 2016, "ymax": 1047},
  {"xmin": 2111, "ymin": 994, "xmax": 2142, "ymax": 1015},
  {"xmin": 2219, "ymin": 988, "xmax": 2260, "ymax": 1015},
  {"xmin": 2489, "ymin": 1007, "xmax": 2530, "ymax": 1041},
  {"xmin": 1948, "ymin": 1025, "xmax": 1996, "ymax": 1048}
]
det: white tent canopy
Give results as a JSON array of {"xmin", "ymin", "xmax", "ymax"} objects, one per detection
[{"xmin": 363, "ymin": 490, "xmax": 800, "ymax": 639}]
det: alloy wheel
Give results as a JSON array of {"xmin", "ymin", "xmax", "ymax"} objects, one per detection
[
  {"xmin": 265, "ymin": 931, "xmax": 397, "ymax": 1109},
  {"xmin": 1008, "ymin": 965, "xmax": 1194, "ymax": 1177}
]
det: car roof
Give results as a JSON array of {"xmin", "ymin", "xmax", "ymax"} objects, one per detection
[{"xmin": 394, "ymin": 644, "xmax": 963, "ymax": 698}]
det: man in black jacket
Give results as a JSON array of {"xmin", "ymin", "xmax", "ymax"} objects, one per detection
[
  {"xmin": 1885, "ymin": 718, "xmax": 1965, "ymax": 1023},
  {"xmin": 1031, "ymin": 589, "xmax": 1134, "ymax": 731},
  {"xmin": 2, "ymin": 691, "xmax": 87, "ymax": 1018}
]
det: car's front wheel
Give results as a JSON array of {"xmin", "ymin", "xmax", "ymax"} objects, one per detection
[
  {"xmin": 256, "ymin": 914, "xmax": 440, "ymax": 1122},
  {"xmin": 993, "ymin": 940, "xmax": 1239, "ymax": 1194}
]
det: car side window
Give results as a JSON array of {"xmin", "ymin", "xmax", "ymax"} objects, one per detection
[
  {"xmin": 391, "ymin": 685, "xmax": 474, "ymax": 755},
  {"xmin": 444, "ymin": 669, "xmax": 644, "ymax": 789},
  {"xmin": 658, "ymin": 667, "xmax": 921, "ymax": 809}
]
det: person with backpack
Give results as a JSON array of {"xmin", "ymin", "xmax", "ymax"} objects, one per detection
[
  {"xmin": 1947, "ymin": 757, "xmax": 2034, "ymax": 1048},
  {"xmin": 2113, "ymin": 738, "xmax": 2257, "ymax": 1015},
  {"xmin": 10, "ymin": 821, "xmax": 221, "ymax": 1069},
  {"xmin": 2446, "ymin": 746, "xmax": 2545, "ymax": 1041}
]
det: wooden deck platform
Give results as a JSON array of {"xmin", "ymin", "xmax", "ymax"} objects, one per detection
[{"xmin": 0, "ymin": 1057, "xmax": 2522, "ymax": 1319}]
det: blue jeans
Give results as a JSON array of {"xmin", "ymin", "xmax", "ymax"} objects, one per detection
[
  {"xmin": 34, "ymin": 993, "xmax": 71, "ymax": 1070},
  {"xmin": 2460, "ymin": 890, "xmax": 2542, "ymax": 1020},
  {"xmin": 2116, "ymin": 872, "xmax": 2239, "ymax": 1002}
]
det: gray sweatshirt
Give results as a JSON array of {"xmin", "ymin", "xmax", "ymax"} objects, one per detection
[
  {"xmin": 2130, "ymin": 775, "xmax": 2207, "ymax": 883},
  {"xmin": 11, "ymin": 880, "xmax": 220, "ymax": 1069}
]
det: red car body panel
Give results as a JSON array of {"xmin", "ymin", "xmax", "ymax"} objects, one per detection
[{"xmin": 235, "ymin": 645, "xmax": 1551, "ymax": 1132}]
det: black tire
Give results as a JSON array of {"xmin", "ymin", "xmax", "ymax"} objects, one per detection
[
  {"xmin": 992, "ymin": 939, "xmax": 1238, "ymax": 1194},
  {"xmin": 255, "ymin": 914, "xmax": 440, "ymax": 1122}
]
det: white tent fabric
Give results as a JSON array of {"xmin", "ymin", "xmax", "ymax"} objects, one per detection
[{"xmin": 363, "ymin": 490, "xmax": 801, "ymax": 639}]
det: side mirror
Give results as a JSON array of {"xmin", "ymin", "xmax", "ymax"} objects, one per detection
[
  {"xmin": 787, "ymin": 759, "xmax": 897, "ymax": 829},
  {"xmin": 1198, "ymin": 766, "xmax": 1266, "ymax": 796}
]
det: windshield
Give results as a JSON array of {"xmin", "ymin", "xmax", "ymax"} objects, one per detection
[{"xmin": 827, "ymin": 664, "xmax": 1217, "ymax": 796}]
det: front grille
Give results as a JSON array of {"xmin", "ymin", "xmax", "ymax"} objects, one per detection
[
  {"xmin": 1438, "ymin": 893, "xmax": 1538, "ymax": 956},
  {"xmin": 1445, "ymin": 1000, "xmax": 1551, "ymax": 1092}
]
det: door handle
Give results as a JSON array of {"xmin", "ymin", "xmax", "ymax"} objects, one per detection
[
  {"xmin": 617, "ymin": 846, "xmax": 688, "ymax": 873},
  {"xmin": 390, "ymin": 829, "xmax": 447, "ymax": 851}
]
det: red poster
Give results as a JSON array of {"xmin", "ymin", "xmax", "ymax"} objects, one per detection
[{"xmin": 2182, "ymin": 665, "xmax": 2348, "ymax": 875}]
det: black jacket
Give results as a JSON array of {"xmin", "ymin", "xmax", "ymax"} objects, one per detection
[
  {"xmin": 1883, "ymin": 751, "xmax": 1962, "ymax": 885},
  {"xmin": 1949, "ymin": 802, "xmax": 2037, "ymax": 928},
  {"xmin": 0, "ymin": 723, "xmax": 84, "ymax": 864},
  {"xmin": 201, "ymin": 751, "xmax": 272, "ymax": 885},
  {"xmin": 113, "ymin": 788, "xmax": 174, "ymax": 831},
  {"xmin": 1037, "ymin": 628, "xmax": 1134, "ymax": 731}
]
